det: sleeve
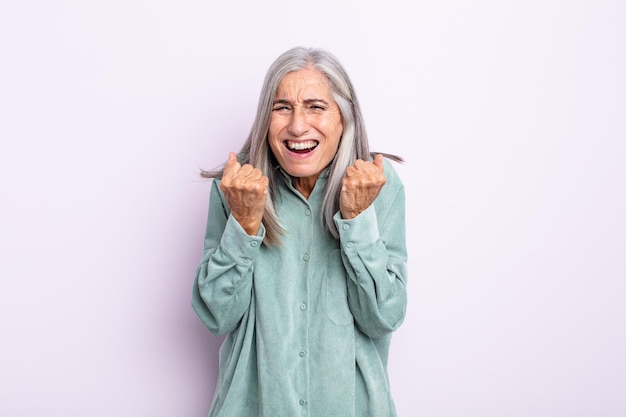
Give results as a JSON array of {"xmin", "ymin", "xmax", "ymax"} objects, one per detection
[
  {"xmin": 192, "ymin": 179, "xmax": 265, "ymax": 335},
  {"xmin": 333, "ymin": 161, "xmax": 408, "ymax": 338}
]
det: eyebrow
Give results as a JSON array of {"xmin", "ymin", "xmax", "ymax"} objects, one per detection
[{"xmin": 272, "ymin": 98, "xmax": 330, "ymax": 105}]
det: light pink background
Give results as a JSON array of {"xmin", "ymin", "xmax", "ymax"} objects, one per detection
[{"xmin": 1, "ymin": 1, "xmax": 625, "ymax": 416}]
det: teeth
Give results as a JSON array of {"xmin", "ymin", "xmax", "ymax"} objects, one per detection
[{"xmin": 287, "ymin": 140, "xmax": 317, "ymax": 151}]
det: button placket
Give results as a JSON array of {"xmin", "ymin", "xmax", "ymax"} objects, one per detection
[{"xmin": 297, "ymin": 200, "xmax": 312, "ymax": 413}]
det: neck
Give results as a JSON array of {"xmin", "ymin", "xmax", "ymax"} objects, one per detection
[{"xmin": 292, "ymin": 175, "xmax": 319, "ymax": 199}]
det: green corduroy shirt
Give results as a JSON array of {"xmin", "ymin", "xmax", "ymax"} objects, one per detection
[{"xmin": 192, "ymin": 158, "xmax": 408, "ymax": 417}]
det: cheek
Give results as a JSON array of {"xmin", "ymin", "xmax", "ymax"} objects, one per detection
[
  {"xmin": 268, "ymin": 136, "xmax": 282, "ymax": 158},
  {"xmin": 329, "ymin": 119, "xmax": 343, "ymax": 143},
  {"xmin": 268, "ymin": 121, "xmax": 282, "ymax": 146},
  {"xmin": 268, "ymin": 118, "xmax": 277, "ymax": 138}
]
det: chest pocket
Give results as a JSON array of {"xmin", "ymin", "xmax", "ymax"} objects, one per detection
[{"xmin": 324, "ymin": 249, "xmax": 354, "ymax": 326}]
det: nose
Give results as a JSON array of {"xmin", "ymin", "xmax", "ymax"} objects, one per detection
[{"xmin": 287, "ymin": 107, "xmax": 310, "ymax": 136}]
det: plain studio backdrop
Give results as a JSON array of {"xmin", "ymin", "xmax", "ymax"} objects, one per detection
[{"xmin": 1, "ymin": 0, "xmax": 624, "ymax": 416}]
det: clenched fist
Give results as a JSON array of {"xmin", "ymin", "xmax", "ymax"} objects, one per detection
[
  {"xmin": 220, "ymin": 152, "xmax": 269, "ymax": 235},
  {"xmin": 339, "ymin": 154, "xmax": 386, "ymax": 220}
]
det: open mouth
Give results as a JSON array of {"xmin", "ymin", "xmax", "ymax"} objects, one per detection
[{"xmin": 285, "ymin": 140, "xmax": 319, "ymax": 154}]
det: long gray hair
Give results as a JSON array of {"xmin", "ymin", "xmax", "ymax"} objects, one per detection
[{"xmin": 202, "ymin": 46, "xmax": 401, "ymax": 245}]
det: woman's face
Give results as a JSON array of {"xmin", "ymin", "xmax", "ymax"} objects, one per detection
[{"xmin": 268, "ymin": 67, "xmax": 343, "ymax": 192}]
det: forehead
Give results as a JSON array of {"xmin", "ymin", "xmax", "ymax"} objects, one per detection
[{"xmin": 275, "ymin": 68, "xmax": 332, "ymax": 98}]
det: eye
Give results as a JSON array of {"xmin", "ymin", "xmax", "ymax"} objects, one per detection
[{"xmin": 272, "ymin": 105, "xmax": 291, "ymax": 113}]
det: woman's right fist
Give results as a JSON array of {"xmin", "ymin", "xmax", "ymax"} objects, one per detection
[{"xmin": 219, "ymin": 152, "xmax": 269, "ymax": 235}]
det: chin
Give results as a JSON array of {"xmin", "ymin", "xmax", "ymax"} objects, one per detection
[{"xmin": 285, "ymin": 166, "xmax": 318, "ymax": 179}]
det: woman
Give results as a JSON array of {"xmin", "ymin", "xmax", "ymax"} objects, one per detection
[{"xmin": 192, "ymin": 46, "xmax": 408, "ymax": 417}]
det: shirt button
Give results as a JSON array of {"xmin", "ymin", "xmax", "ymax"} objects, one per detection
[
  {"xmin": 299, "ymin": 399, "xmax": 307, "ymax": 406},
  {"xmin": 347, "ymin": 242, "xmax": 354, "ymax": 248},
  {"xmin": 299, "ymin": 350, "xmax": 307, "ymax": 357},
  {"xmin": 250, "ymin": 241, "xmax": 258, "ymax": 247},
  {"xmin": 299, "ymin": 303, "xmax": 307, "ymax": 311},
  {"xmin": 305, "ymin": 209, "xmax": 311, "ymax": 216},
  {"xmin": 303, "ymin": 253, "xmax": 310, "ymax": 261},
  {"xmin": 342, "ymin": 224, "xmax": 349, "ymax": 230}
]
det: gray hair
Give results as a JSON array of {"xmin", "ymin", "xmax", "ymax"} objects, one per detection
[{"xmin": 202, "ymin": 46, "xmax": 401, "ymax": 245}]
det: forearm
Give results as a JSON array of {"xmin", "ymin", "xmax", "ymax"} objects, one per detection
[
  {"xmin": 335, "ymin": 193, "xmax": 408, "ymax": 338},
  {"xmin": 192, "ymin": 181, "xmax": 264, "ymax": 335}
]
